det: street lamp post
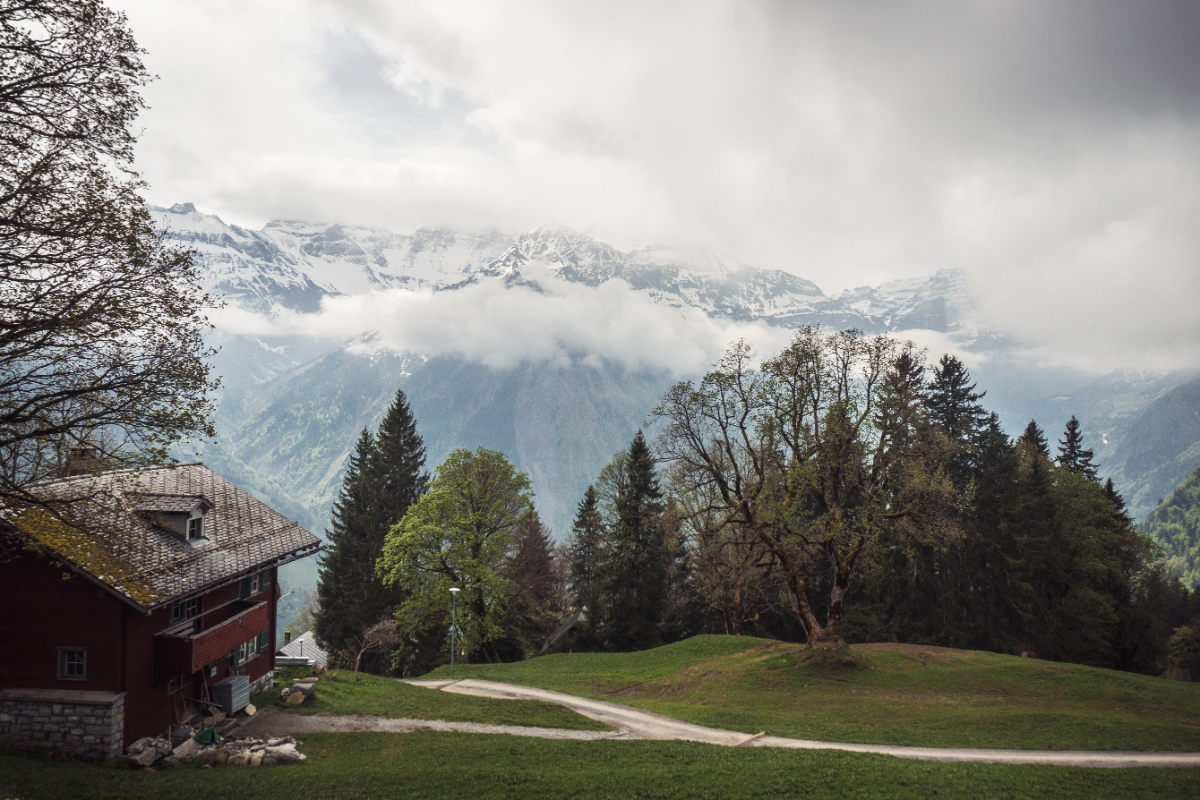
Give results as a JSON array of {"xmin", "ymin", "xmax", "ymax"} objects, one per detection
[{"xmin": 449, "ymin": 587, "xmax": 460, "ymax": 678}]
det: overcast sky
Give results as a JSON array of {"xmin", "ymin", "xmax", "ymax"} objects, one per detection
[{"xmin": 121, "ymin": 0, "xmax": 1200, "ymax": 372}]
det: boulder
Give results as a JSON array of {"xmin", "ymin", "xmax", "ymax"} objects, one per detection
[
  {"xmin": 126, "ymin": 736, "xmax": 171, "ymax": 767},
  {"xmin": 171, "ymin": 737, "xmax": 203, "ymax": 758},
  {"xmin": 192, "ymin": 747, "xmax": 230, "ymax": 766}
]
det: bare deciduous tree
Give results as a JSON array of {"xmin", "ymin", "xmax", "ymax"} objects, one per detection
[
  {"xmin": 0, "ymin": 1, "xmax": 219, "ymax": 512},
  {"xmin": 654, "ymin": 328, "xmax": 959, "ymax": 646},
  {"xmin": 348, "ymin": 617, "xmax": 401, "ymax": 680}
]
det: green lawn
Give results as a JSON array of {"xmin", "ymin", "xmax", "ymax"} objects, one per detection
[
  {"xmin": 423, "ymin": 635, "xmax": 1200, "ymax": 751},
  {"xmin": 2, "ymin": 732, "xmax": 1198, "ymax": 800},
  {"xmin": 252, "ymin": 667, "xmax": 608, "ymax": 731}
]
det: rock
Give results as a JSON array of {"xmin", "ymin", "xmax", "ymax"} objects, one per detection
[
  {"xmin": 249, "ymin": 751, "xmax": 264, "ymax": 767},
  {"xmin": 261, "ymin": 742, "xmax": 305, "ymax": 766},
  {"xmin": 227, "ymin": 751, "xmax": 252, "ymax": 767},
  {"xmin": 280, "ymin": 688, "xmax": 292, "ymax": 698},
  {"xmin": 172, "ymin": 737, "xmax": 202, "ymax": 758},
  {"xmin": 193, "ymin": 747, "xmax": 230, "ymax": 766},
  {"xmin": 294, "ymin": 676, "xmax": 318, "ymax": 684},
  {"xmin": 245, "ymin": 703, "xmax": 257, "ymax": 716},
  {"xmin": 126, "ymin": 736, "xmax": 171, "ymax": 767}
]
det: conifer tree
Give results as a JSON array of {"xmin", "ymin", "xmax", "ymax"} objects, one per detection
[
  {"xmin": 604, "ymin": 430, "xmax": 668, "ymax": 651},
  {"xmin": 315, "ymin": 428, "xmax": 378, "ymax": 660},
  {"xmin": 564, "ymin": 486, "xmax": 608, "ymax": 649},
  {"xmin": 926, "ymin": 354, "xmax": 986, "ymax": 488},
  {"xmin": 501, "ymin": 515, "xmax": 562, "ymax": 658},
  {"xmin": 926, "ymin": 354, "xmax": 986, "ymax": 442},
  {"xmin": 315, "ymin": 389, "xmax": 427, "ymax": 672},
  {"xmin": 1057, "ymin": 416, "xmax": 1098, "ymax": 480},
  {"xmin": 1019, "ymin": 420, "xmax": 1051, "ymax": 458}
]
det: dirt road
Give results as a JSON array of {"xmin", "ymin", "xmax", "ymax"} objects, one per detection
[{"xmin": 410, "ymin": 678, "xmax": 1200, "ymax": 768}]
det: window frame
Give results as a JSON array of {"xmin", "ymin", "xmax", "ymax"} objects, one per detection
[
  {"xmin": 170, "ymin": 596, "xmax": 201, "ymax": 625},
  {"xmin": 167, "ymin": 674, "xmax": 186, "ymax": 694},
  {"xmin": 186, "ymin": 511, "xmax": 205, "ymax": 541},
  {"xmin": 57, "ymin": 647, "xmax": 86, "ymax": 681}
]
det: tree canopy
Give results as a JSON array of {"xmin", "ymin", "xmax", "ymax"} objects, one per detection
[
  {"xmin": 653, "ymin": 328, "xmax": 959, "ymax": 645},
  {"xmin": 378, "ymin": 447, "xmax": 535, "ymax": 666},
  {"xmin": 0, "ymin": 0, "xmax": 218, "ymax": 509}
]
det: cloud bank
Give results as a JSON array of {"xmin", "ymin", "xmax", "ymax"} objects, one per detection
[{"xmin": 123, "ymin": 0, "xmax": 1200, "ymax": 373}]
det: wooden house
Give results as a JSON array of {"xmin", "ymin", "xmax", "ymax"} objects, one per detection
[{"xmin": 0, "ymin": 463, "xmax": 322, "ymax": 757}]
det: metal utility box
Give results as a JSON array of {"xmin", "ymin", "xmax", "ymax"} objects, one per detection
[{"xmin": 212, "ymin": 675, "xmax": 250, "ymax": 714}]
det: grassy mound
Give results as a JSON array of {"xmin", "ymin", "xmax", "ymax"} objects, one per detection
[
  {"xmin": 424, "ymin": 635, "xmax": 1200, "ymax": 751},
  {"xmin": 252, "ymin": 668, "xmax": 608, "ymax": 731},
  {"xmin": 3, "ymin": 733, "xmax": 1199, "ymax": 800}
]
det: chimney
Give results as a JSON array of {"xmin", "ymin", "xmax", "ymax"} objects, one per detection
[
  {"xmin": 65, "ymin": 445, "xmax": 102, "ymax": 477},
  {"xmin": 284, "ymin": 631, "xmax": 292, "ymax": 645}
]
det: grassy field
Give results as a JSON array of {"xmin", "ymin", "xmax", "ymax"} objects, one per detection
[
  {"xmin": 2, "ymin": 732, "xmax": 1199, "ymax": 800},
  {"xmin": 423, "ymin": 635, "xmax": 1200, "ymax": 751},
  {"xmin": 251, "ymin": 667, "xmax": 608, "ymax": 730}
]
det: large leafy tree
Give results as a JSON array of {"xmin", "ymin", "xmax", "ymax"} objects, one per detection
[
  {"xmin": 316, "ymin": 389, "xmax": 427, "ymax": 672},
  {"xmin": 379, "ymin": 447, "xmax": 534, "ymax": 665},
  {"xmin": 654, "ymin": 328, "xmax": 959, "ymax": 646},
  {"xmin": 0, "ymin": 0, "xmax": 218, "ymax": 509}
]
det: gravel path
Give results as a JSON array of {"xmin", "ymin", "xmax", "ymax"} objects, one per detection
[
  {"xmin": 237, "ymin": 706, "xmax": 628, "ymax": 741},
  {"xmin": 407, "ymin": 678, "xmax": 1200, "ymax": 768}
]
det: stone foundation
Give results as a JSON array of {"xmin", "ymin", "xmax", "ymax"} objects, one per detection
[
  {"xmin": 0, "ymin": 688, "xmax": 124, "ymax": 761},
  {"xmin": 249, "ymin": 669, "xmax": 274, "ymax": 696}
]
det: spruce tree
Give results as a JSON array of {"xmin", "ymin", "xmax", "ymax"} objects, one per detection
[
  {"xmin": 926, "ymin": 354, "xmax": 986, "ymax": 442},
  {"xmin": 926, "ymin": 354, "xmax": 986, "ymax": 489},
  {"xmin": 1057, "ymin": 416, "xmax": 1098, "ymax": 480},
  {"xmin": 605, "ymin": 430, "xmax": 668, "ymax": 652},
  {"xmin": 565, "ymin": 486, "xmax": 608, "ymax": 650},
  {"xmin": 501, "ymin": 515, "xmax": 561, "ymax": 659},
  {"xmin": 1019, "ymin": 420, "xmax": 1051, "ymax": 458},
  {"xmin": 315, "ymin": 388, "xmax": 428, "ymax": 672},
  {"xmin": 315, "ymin": 428, "xmax": 379, "ymax": 660}
]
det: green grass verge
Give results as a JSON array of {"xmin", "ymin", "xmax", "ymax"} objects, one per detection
[
  {"xmin": 252, "ymin": 667, "xmax": 608, "ymax": 731},
  {"xmin": 2, "ymin": 733, "xmax": 1198, "ymax": 800},
  {"xmin": 424, "ymin": 635, "xmax": 1200, "ymax": 751}
]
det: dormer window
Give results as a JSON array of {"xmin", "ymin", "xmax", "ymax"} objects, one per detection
[
  {"xmin": 130, "ymin": 493, "xmax": 213, "ymax": 542},
  {"xmin": 187, "ymin": 512, "xmax": 204, "ymax": 541}
]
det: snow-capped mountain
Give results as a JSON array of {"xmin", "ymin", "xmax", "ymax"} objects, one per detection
[{"xmin": 154, "ymin": 203, "xmax": 970, "ymax": 335}]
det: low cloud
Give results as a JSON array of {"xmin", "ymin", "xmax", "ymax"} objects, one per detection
[{"xmin": 211, "ymin": 270, "xmax": 798, "ymax": 374}]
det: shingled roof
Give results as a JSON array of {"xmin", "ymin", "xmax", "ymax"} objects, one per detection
[{"xmin": 9, "ymin": 463, "xmax": 322, "ymax": 611}]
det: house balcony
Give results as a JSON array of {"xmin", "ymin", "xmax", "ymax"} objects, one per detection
[{"xmin": 155, "ymin": 599, "xmax": 269, "ymax": 678}]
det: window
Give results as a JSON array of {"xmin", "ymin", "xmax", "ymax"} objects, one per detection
[
  {"xmin": 170, "ymin": 596, "xmax": 201, "ymax": 624},
  {"xmin": 57, "ymin": 648, "xmax": 86, "ymax": 681},
  {"xmin": 242, "ymin": 570, "xmax": 272, "ymax": 598},
  {"xmin": 167, "ymin": 674, "xmax": 186, "ymax": 694},
  {"xmin": 257, "ymin": 632, "xmax": 269, "ymax": 653},
  {"xmin": 186, "ymin": 513, "xmax": 204, "ymax": 541}
]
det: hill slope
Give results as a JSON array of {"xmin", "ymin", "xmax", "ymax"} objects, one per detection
[
  {"xmin": 427, "ymin": 635, "xmax": 1200, "ymax": 751},
  {"xmin": 1143, "ymin": 465, "xmax": 1200, "ymax": 588}
]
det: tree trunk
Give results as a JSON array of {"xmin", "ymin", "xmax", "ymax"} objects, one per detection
[{"xmin": 819, "ymin": 565, "xmax": 853, "ymax": 648}]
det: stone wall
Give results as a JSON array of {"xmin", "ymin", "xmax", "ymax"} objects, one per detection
[
  {"xmin": 249, "ymin": 669, "xmax": 274, "ymax": 696},
  {"xmin": 0, "ymin": 688, "xmax": 124, "ymax": 761}
]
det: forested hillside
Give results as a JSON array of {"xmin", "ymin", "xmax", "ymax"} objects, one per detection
[
  {"xmin": 1103, "ymin": 375, "xmax": 1200, "ymax": 521},
  {"xmin": 1144, "ymin": 467, "xmax": 1200, "ymax": 589}
]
